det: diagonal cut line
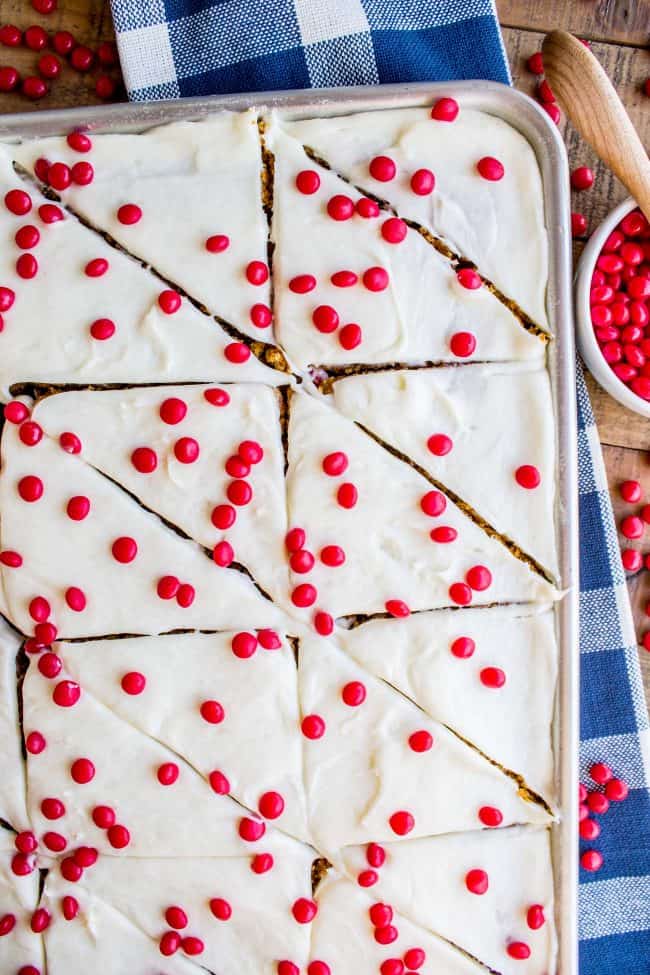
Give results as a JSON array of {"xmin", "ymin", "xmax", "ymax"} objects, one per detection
[
  {"xmin": 300, "ymin": 144, "xmax": 550, "ymax": 343},
  {"xmin": 11, "ymin": 161, "xmax": 292, "ymax": 378}
]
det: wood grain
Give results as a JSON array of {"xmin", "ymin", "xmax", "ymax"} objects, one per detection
[
  {"xmin": 0, "ymin": 0, "xmax": 120, "ymax": 112},
  {"xmin": 0, "ymin": 0, "xmax": 649, "ymax": 704},
  {"xmin": 498, "ymin": 0, "xmax": 650, "ymax": 47}
]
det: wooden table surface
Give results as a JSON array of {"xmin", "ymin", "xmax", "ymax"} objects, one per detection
[{"xmin": 1, "ymin": 0, "xmax": 649, "ymax": 702}]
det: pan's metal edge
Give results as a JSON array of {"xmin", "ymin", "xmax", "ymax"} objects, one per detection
[{"xmin": 0, "ymin": 81, "xmax": 579, "ymax": 975}]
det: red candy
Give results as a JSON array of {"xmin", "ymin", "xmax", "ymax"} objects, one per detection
[
  {"xmin": 411, "ymin": 168, "xmax": 435, "ymax": 195},
  {"xmin": 476, "ymin": 157, "xmax": 504, "ymax": 181},
  {"xmin": 431, "ymin": 97, "xmax": 459, "ymax": 122},
  {"xmin": 478, "ymin": 805, "xmax": 503, "ymax": 827},
  {"xmin": 619, "ymin": 479, "xmax": 642, "ymax": 503},
  {"xmin": 465, "ymin": 868, "xmax": 488, "ymax": 894},
  {"xmin": 581, "ymin": 849, "xmax": 603, "ymax": 872},
  {"xmin": 369, "ymin": 156, "xmax": 396, "ymax": 182},
  {"xmin": 389, "ymin": 810, "xmax": 414, "ymax": 835},
  {"xmin": 571, "ymin": 166, "xmax": 594, "ymax": 191},
  {"xmin": 296, "ymin": 170, "xmax": 320, "ymax": 194},
  {"xmin": 327, "ymin": 195, "xmax": 354, "ymax": 221}
]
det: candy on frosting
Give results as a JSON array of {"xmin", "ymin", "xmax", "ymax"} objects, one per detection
[
  {"xmin": 42, "ymin": 836, "xmax": 312, "ymax": 974},
  {"xmin": 54, "ymin": 631, "xmax": 309, "ymax": 843},
  {"xmin": 298, "ymin": 634, "xmax": 550, "ymax": 855},
  {"xmin": 0, "ymin": 619, "xmax": 29, "ymax": 829},
  {"xmin": 339, "ymin": 825, "xmax": 557, "ymax": 975},
  {"xmin": 0, "ymin": 829, "xmax": 44, "ymax": 974},
  {"xmin": 286, "ymin": 390, "xmax": 556, "ymax": 618},
  {"xmin": 32, "ymin": 384, "xmax": 289, "ymax": 607},
  {"xmin": 281, "ymin": 107, "xmax": 549, "ymax": 329},
  {"xmin": 23, "ymin": 655, "xmax": 282, "ymax": 857},
  {"xmin": 0, "ymin": 151, "xmax": 281, "ymax": 394},
  {"xmin": 0, "ymin": 419, "xmax": 283, "ymax": 637},
  {"xmin": 267, "ymin": 121, "xmax": 544, "ymax": 369},
  {"xmin": 310, "ymin": 872, "xmax": 485, "ymax": 975},
  {"xmin": 332, "ymin": 361, "xmax": 558, "ymax": 575},
  {"xmin": 12, "ymin": 112, "xmax": 272, "ymax": 341},
  {"xmin": 334, "ymin": 604, "xmax": 557, "ymax": 802}
]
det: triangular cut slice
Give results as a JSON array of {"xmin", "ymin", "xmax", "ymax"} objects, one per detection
[
  {"xmin": 332, "ymin": 362, "xmax": 558, "ymax": 576},
  {"xmin": 280, "ymin": 105, "xmax": 549, "ymax": 329},
  {"xmin": 12, "ymin": 111, "xmax": 273, "ymax": 342},
  {"xmin": 23, "ymin": 656, "xmax": 279, "ymax": 857},
  {"xmin": 0, "ymin": 829, "xmax": 44, "ymax": 975},
  {"xmin": 0, "ymin": 419, "xmax": 283, "ymax": 637},
  {"xmin": 311, "ymin": 873, "xmax": 485, "ymax": 975},
  {"xmin": 0, "ymin": 618, "xmax": 29, "ymax": 829},
  {"xmin": 339, "ymin": 825, "xmax": 557, "ymax": 975},
  {"xmin": 0, "ymin": 150, "xmax": 281, "ymax": 394},
  {"xmin": 286, "ymin": 391, "xmax": 556, "ymax": 619},
  {"xmin": 56, "ymin": 631, "xmax": 310, "ymax": 843},
  {"xmin": 298, "ymin": 635, "xmax": 550, "ymax": 855},
  {"xmin": 41, "ymin": 882, "xmax": 200, "ymax": 975},
  {"xmin": 267, "ymin": 122, "xmax": 544, "ymax": 370},
  {"xmin": 32, "ymin": 384, "xmax": 289, "ymax": 607},
  {"xmin": 335, "ymin": 605, "xmax": 558, "ymax": 803},
  {"xmin": 43, "ymin": 839, "xmax": 313, "ymax": 975}
]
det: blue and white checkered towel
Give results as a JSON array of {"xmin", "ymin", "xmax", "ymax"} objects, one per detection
[{"xmin": 110, "ymin": 1, "xmax": 650, "ymax": 970}]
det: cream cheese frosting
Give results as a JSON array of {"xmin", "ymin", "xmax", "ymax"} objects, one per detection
[
  {"xmin": 56, "ymin": 631, "xmax": 310, "ymax": 843},
  {"xmin": 0, "ymin": 619, "xmax": 29, "ymax": 830},
  {"xmin": 311, "ymin": 873, "xmax": 486, "ymax": 975},
  {"xmin": 32, "ymin": 383, "xmax": 289, "ymax": 607},
  {"xmin": 0, "ymin": 419, "xmax": 283, "ymax": 637},
  {"xmin": 23, "ymin": 655, "xmax": 280, "ymax": 857},
  {"xmin": 339, "ymin": 825, "xmax": 557, "ymax": 975},
  {"xmin": 299, "ymin": 635, "xmax": 550, "ymax": 856},
  {"xmin": 268, "ymin": 121, "xmax": 544, "ymax": 370},
  {"xmin": 286, "ymin": 389, "xmax": 556, "ymax": 618},
  {"xmin": 42, "ymin": 835, "xmax": 313, "ymax": 975},
  {"xmin": 12, "ymin": 112, "xmax": 272, "ymax": 342},
  {"xmin": 0, "ymin": 151, "xmax": 281, "ymax": 394},
  {"xmin": 282, "ymin": 105, "xmax": 549, "ymax": 329},
  {"xmin": 331, "ymin": 362, "xmax": 558, "ymax": 576},
  {"xmin": 0, "ymin": 831, "xmax": 44, "ymax": 975},
  {"xmin": 334, "ymin": 605, "xmax": 558, "ymax": 803}
]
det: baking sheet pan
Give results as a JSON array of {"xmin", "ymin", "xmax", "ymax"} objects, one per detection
[{"xmin": 0, "ymin": 80, "xmax": 579, "ymax": 975}]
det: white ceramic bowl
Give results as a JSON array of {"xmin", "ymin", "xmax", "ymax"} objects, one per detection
[{"xmin": 575, "ymin": 196, "xmax": 650, "ymax": 418}]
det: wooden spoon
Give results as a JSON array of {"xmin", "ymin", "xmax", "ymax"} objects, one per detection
[{"xmin": 542, "ymin": 29, "xmax": 650, "ymax": 221}]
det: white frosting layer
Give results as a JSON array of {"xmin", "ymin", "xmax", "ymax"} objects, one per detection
[
  {"xmin": 33, "ymin": 384, "xmax": 289, "ymax": 607},
  {"xmin": 286, "ymin": 390, "xmax": 556, "ymax": 618},
  {"xmin": 0, "ymin": 837, "xmax": 44, "ymax": 975},
  {"xmin": 56, "ymin": 632, "xmax": 310, "ymax": 843},
  {"xmin": 12, "ymin": 112, "xmax": 272, "ymax": 341},
  {"xmin": 0, "ymin": 421, "xmax": 283, "ymax": 637},
  {"xmin": 268, "ymin": 122, "xmax": 543, "ymax": 370},
  {"xmin": 311, "ymin": 873, "xmax": 485, "ymax": 975},
  {"xmin": 340, "ymin": 826, "xmax": 557, "ymax": 975},
  {"xmin": 0, "ymin": 151, "xmax": 281, "ymax": 393},
  {"xmin": 332, "ymin": 362, "xmax": 558, "ymax": 575},
  {"xmin": 42, "ymin": 887, "xmax": 197, "ymax": 975},
  {"xmin": 283, "ymin": 106, "xmax": 549, "ymax": 328},
  {"xmin": 299, "ymin": 635, "xmax": 550, "ymax": 855},
  {"xmin": 23, "ymin": 657, "xmax": 277, "ymax": 857},
  {"xmin": 0, "ymin": 619, "xmax": 29, "ymax": 829},
  {"xmin": 336, "ymin": 605, "xmax": 558, "ymax": 802},
  {"xmin": 43, "ymin": 836, "xmax": 313, "ymax": 975}
]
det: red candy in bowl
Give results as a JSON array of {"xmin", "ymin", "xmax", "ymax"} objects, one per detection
[{"xmin": 576, "ymin": 198, "xmax": 650, "ymax": 417}]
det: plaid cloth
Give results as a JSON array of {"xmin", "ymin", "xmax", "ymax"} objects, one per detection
[
  {"xmin": 109, "ymin": 1, "xmax": 650, "ymax": 970},
  {"xmin": 109, "ymin": 0, "xmax": 510, "ymax": 100},
  {"xmin": 576, "ymin": 362, "xmax": 650, "ymax": 972}
]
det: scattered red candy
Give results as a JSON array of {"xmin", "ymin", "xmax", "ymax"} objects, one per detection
[
  {"xmin": 581, "ymin": 849, "xmax": 603, "ymax": 872},
  {"xmin": 571, "ymin": 166, "xmax": 594, "ymax": 191},
  {"xmin": 0, "ymin": 66, "xmax": 20, "ymax": 92},
  {"xmin": 0, "ymin": 25, "xmax": 22, "ymax": 47},
  {"xmin": 70, "ymin": 45, "xmax": 94, "ymax": 72},
  {"xmin": 38, "ymin": 54, "xmax": 61, "ymax": 80},
  {"xmin": 619, "ymin": 479, "xmax": 642, "ymax": 503},
  {"xmin": 476, "ymin": 157, "xmax": 504, "ymax": 181},
  {"xmin": 621, "ymin": 514, "xmax": 644, "ymax": 539},
  {"xmin": 622, "ymin": 548, "xmax": 642, "ymax": 572},
  {"xmin": 430, "ymin": 97, "xmax": 459, "ymax": 122},
  {"xmin": 24, "ymin": 25, "xmax": 48, "ymax": 51},
  {"xmin": 22, "ymin": 77, "xmax": 48, "ymax": 100},
  {"xmin": 571, "ymin": 212, "xmax": 587, "ymax": 237},
  {"xmin": 95, "ymin": 74, "xmax": 116, "ymax": 100},
  {"xmin": 526, "ymin": 52, "xmax": 544, "ymax": 75}
]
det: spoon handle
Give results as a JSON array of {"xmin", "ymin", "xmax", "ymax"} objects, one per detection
[{"xmin": 542, "ymin": 30, "xmax": 650, "ymax": 221}]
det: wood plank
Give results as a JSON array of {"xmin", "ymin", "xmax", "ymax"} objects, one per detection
[
  {"xmin": 497, "ymin": 0, "xmax": 650, "ymax": 48},
  {"xmin": 601, "ymin": 443, "xmax": 650, "ymax": 704},
  {"xmin": 0, "ymin": 0, "xmax": 121, "ymax": 113}
]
